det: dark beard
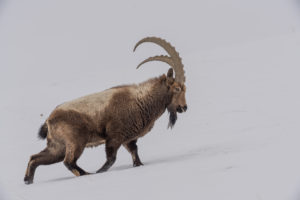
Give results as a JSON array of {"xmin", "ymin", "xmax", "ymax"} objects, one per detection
[{"xmin": 168, "ymin": 110, "xmax": 177, "ymax": 129}]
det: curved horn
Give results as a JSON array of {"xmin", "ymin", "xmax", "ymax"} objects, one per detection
[
  {"xmin": 134, "ymin": 37, "xmax": 185, "ymax": 83},
  {"xmin": 136, "ymin": 55, "xmax": 174, "ymax": 69}
]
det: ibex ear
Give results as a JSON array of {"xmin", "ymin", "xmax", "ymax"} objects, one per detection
[
  {"xmin": 166, "ymin": 68, "xmax": 174, "ymax": 86},
  {"xmin": 167, "ymin": 68, "xmax": 173, "ymax": 78}
]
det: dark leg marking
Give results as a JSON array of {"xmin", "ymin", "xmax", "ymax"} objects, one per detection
[
  {"xmin": 123, "ymin": 140, "xmax": 143, "ymax": 167},
  {"xmin": 63, "ymin": 143, "xmax": 89, "ymax": 176},
  {"xmin": 24, "ymin": 147, "xmax": 64, "ymax": 184},
  {"xmin": 96, "ymin": 140, "xmax": 121, "ymax": 173}
]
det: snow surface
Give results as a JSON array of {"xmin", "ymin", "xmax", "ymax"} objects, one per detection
[{"xmin": 1, "ymin": 0, "xmax": 300, "ymax": 199}]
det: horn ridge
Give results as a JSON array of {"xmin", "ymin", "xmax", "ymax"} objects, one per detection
[
  {"xmin": 136, "ymin": 55, "xmax": 174, "ymax": 69},
  {"xmin": 134, "ymin": 37, "xmax": 185, "ymax": 83}
]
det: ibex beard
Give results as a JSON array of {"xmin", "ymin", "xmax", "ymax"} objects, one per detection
[{"xmin": 24, "ymin": 37, "xmax": 187, "ymax": 184}]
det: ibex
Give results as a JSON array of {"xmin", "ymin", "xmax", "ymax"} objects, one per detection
[{"xmin": 24, "ymin": 37, "xmax": 187, "ymax": 184}]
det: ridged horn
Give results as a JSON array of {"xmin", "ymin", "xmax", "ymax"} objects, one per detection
[
  {"xmin": 136, "ymin": 55, "xmax": 174, "ymax": 69},
  {"xmin": 134, "ymin": 37, "xmax": 185, "ymax": 83}
]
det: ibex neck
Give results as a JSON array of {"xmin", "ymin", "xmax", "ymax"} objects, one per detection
[{"xmin": 136, "ymin": 76, "xmax": 172, "ymax": 122}]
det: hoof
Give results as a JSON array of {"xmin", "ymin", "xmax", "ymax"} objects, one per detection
[
  {"xmin": 24, "ymin": 176, "xmax": 33, "ymax": 185},
  {"xmin": 96, "ymin": 169, "xmax": 107, "ymax": 173},
  {"xmin": 133, "ymin": 161, "xmax": 144, "ymax": 167}
]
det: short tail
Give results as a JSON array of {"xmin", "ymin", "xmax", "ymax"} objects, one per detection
[{"xmin": 38, "ymin": 123, "xmax": 48, "ymax": 140}]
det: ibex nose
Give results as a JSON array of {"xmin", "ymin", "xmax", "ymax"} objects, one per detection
[{"xmin": 183, "ymin": 105, "xmax": 188, "ymax": 112}]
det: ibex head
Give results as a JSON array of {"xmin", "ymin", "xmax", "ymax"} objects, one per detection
[{"xmin": 134, "ymin": 37, "xmax": 187, "ymax": 128}]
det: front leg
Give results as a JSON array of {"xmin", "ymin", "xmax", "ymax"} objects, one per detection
[
  {"xmin": 97, "ymin": 139, "xmax": 121, "ymax": 173},
  {"xmin": 123, "ymin": 140, "xmax": 143, "ymax": 167}
]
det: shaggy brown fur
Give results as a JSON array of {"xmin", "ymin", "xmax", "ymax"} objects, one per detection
[
  {"xmin": 24, "ymin": 70, "xmax": 187, "ymax": 184},
  {"xmin": 24, "ymin": 37, "xmax": 188, "ymax": 184}
]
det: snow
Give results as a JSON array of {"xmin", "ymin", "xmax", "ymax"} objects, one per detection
[{"xmin": 1, "ymin": 0, "xmax": 300, "ymax": 199}]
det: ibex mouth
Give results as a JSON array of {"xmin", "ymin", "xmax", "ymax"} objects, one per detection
[{"xmin": 176, "ymin": 105, "xmax": 187, "ymax": 113}]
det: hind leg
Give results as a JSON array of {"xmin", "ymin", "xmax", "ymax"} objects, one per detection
[
  {"xmin": 63, "ymin": 142, "xmax": 89, "ymax": 177},
  {"xmin": 24, "ymin": 144, "xmax": 65, "ymax": 184}
]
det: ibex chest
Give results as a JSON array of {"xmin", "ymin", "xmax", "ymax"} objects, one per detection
[{"xmin": 128, "ymin": 108, "xmax": 165, "ymax": 140}]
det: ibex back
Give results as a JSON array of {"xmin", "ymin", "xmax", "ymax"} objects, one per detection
[{"xmin": 24, "ymin": 37, "xmax": 187, "ymax": 184}]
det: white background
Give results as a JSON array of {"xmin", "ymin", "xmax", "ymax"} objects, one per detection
[{"xmin": 1, "ymin": 0, "xmax": 300, "ymax": 199}]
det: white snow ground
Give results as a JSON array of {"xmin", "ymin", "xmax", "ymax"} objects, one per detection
[{"xmin": 1, "ymin": 0, "xmax": 300, "ymax": 199}]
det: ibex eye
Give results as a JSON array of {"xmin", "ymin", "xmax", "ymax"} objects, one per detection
[{"xmin": 175, "ymin": 87, "xmax": 181, "ymax": 92}]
